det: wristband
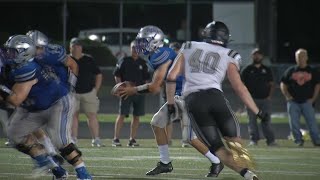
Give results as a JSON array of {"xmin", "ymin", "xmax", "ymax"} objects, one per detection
[{"xmin": 135, "ymin": 84, "xmax": 149, "ymax": 94}]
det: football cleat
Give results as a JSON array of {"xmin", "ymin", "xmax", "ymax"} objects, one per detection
[
  {"xmin": 32, "ymin": 163, "xmax": 54, "ymax": 178},
  {"xmin": 244, "ymin": 170, "xmax": 259, "ymax": 180},
  {"xmin": 112, "ymin": 139, "xmax": 122, "ymax": 147},
  {"xmin": 4, "ymin": 139, "xmax": 14, "ymax": 147},
  {"xmin": 205, "ymin": 162, "xmax": 224, "ymax": 177},
  {"xmin": 146, "ymin": 161, "xmax": 173, "ymax": 176},
  {"xmin": 91, "ymin": 138, "xmax": 105, "ymax": 147},
  {"xmin": 181, "ymin": 141, "xmax": 191, "ymax": 148},
  {"xmin": 127, "ymin": 139, "xmax": 139, "ymax": 147},
  {"xmin": 51, "ymin": 166, "xmax": 68, "ymax": 180}
]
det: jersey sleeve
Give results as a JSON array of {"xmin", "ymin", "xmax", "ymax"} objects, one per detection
[
  {"xmin": 227, "ymin": 49, "xmax": 242, "ymax": 70},
  {"xmin": 149, "ymin": 48, "xmax": 176, "ymax": 69},
  {"xmin": 12, "ymin": 63, "xmax": 37, "ymax": 83},
  {"xmin": 40, "ymin": 44, "xmax": 67, "ymax": 65}
]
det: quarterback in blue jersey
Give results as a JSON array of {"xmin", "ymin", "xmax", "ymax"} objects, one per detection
[
  {"xmin": 2, "ymin": 35, "xmax": 91, "ymax": 180},
  {"xmin": 118, "ymin": 26, "xmax": 223, "ymax": 177}
]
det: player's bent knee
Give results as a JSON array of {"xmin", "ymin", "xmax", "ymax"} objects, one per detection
[
  {"xmin": 15, "ymin": 143, "xmax": 44, "ymax": 155},
  {"xmin": 59, "ymin": 143, "xmax": 82, "ymax": 165},
  {"xmin": 150, "ymin": 112, "xmax": 167, "ymax": 128}
]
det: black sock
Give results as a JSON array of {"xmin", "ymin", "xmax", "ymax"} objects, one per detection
[{"xmin": 240, "ymin": 168, "xmax": 249, "ymax": 177}]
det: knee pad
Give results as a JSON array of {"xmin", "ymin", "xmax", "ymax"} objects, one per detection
[
  {"xmin": 59, "ymin": 143, "xmax": 82, "ymax": 165},
  {"xmin": 150, "ymin": 104, "xmax": 168, "ymax": 128}
]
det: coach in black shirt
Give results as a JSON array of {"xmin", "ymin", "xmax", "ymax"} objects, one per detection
[
  {"xmin": 280, "ymin": 48, "xmax": 320, "ymax": 146},
  {"xmin": 69, "ymin": 38, "xmax": 104, "ymax": 147},
  {"xmin": 241, "ymin": 48, "xmax": 277, "ymax": 146},
  {"xmin": 112, "ymin": 40, "xmax": 150, "ymax": 147}
]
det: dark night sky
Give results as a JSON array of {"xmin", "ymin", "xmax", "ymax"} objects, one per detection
[
  {"xmin": 277, "ymin": 1, "xmax": 320, "ymax": 62},
  {"xmin": 0, "ymin": 0, "xmax": 319, "ymax": 62}
]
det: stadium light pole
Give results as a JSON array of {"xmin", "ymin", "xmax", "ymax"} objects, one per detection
[{"xmin": 119, "ymin": 0, "xmax": 123, "ymax": 55}]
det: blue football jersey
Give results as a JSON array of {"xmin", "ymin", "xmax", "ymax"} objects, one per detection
[
  {"xmin": 9, "ymin": 61, "xmax": 69, "ymax": 111},
  {"xmin": 149, "ymin": 47, "xmax": 184, "ymax": 95},
  {"xmin": 149, "ymin": 47, "xmax": 176, "ymax": 70},
  {"xmin": 35, "ymin": 44, "xmax": 69, "ymax": 88}
]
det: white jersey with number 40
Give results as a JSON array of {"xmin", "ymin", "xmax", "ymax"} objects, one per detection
[{"xmin": 181, "ymin": 41, "xmax": 242, "ymax": 95}]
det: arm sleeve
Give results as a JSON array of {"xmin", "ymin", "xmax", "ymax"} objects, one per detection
[{"xmin": 13, "ymin": 65, "xmax": 37, "ymax": 83}]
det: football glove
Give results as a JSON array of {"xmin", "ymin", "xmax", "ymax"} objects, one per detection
[{"xmin": 256, "ymin": 109, "xmax": 268, "ymax": 122}]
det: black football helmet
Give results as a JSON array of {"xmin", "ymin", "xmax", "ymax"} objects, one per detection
[{"xmin": 202, "ymin": 21, "xmax": 230, "ymax": 47}]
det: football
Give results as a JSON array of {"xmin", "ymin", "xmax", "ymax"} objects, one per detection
[{"xmin": 111, "ymin": 81, "xmax": 134, "ymax": 96}]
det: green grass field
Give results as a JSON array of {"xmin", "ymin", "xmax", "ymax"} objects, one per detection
[
  {"xmin": 0, "ymin": 138, "xmax": 319, "ymax": 180},
  {"xmin": 80, "ymin": 113, "xmax": 320, "ymax": 124}
]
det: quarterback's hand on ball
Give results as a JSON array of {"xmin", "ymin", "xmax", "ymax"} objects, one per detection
[
  {"xmin": 111, "ymin": 81, "xmax": 136, "ymax": 99},
  {"xmin": 118, "ymin": 85, "xmax": 137, "ymax": 99},
  {"xmin": 256, "ymin": 109, "xmax": 268, "ymax": 122}
]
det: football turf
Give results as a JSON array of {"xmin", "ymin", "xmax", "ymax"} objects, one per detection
[{"xmin": 0, "ymin": 139, "xmax": 319, "ymax": 180}]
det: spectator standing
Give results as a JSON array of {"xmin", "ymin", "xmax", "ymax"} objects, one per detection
[
  {"xmin": 241, "ymin": 48, "xmax": 277, "ymax": 146},
  {"xmin": 280, "ymin": 48, "xmax": 320, "ymax": 146},
  {"xmin": 69, "ymin": 38, "xmax": 104, "ymax": 147},
  {"xmin": 112, "ymin": 41, "xmax": 150, "ymax": 147}
]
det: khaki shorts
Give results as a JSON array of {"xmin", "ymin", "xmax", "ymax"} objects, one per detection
[{"xmin": 75, "ymin": 88, "xmax": 100, "ymax": 113}]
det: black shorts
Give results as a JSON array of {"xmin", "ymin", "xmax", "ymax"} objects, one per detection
[
  {"xmin": 119, "ymin": 94, "xmax": 145, "ymax": 116},
  {"xmin": 185, "ymin": 88, "xmax": 240, "ymax": 138}
]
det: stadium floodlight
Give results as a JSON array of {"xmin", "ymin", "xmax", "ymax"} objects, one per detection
[{"xmin": 88, "ymin": 34, "xmax": 99, "ymax": 41}]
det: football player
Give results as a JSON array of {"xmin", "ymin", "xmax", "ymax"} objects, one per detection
[
  {"xmin": 26, "ymin": 29, "xmax": 79, "ymax": 165},
  {"xmin": 2, "ymin": 35, "xmax": 92, "ymax": 180},
  {"xmin": 118, "ymin": 25, "xmax": 223, "ymax": 177},
  {"xmin": 165, "ymin": 21, "xmax": 263, "ymax": 180}
]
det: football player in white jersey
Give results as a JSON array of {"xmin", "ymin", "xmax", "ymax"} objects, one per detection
[
  {"xmin": 166, "ymin": 21, "xmax": 266, "ymax": 180},
  {"xmin": 118, "ymin": 25, "xmax": 223, "ymax": 177}
]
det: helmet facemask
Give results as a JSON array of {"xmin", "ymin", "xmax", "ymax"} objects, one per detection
[
  {"xmin": 4, "ymin": 35, "xmax": 36, "ymax": 64},
  {"xmin": 135, "ymin": 25, "xmax": 164, "ymax": 55}
]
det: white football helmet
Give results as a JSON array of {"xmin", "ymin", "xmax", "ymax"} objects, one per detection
[
  {"xmin": 4, "ymin": 35, "xmax": 36, "ymax": 64},
  {"xmin": 26, "ymin": 30, "xmax": 49, "ymax": 47},
  {"xmin": 135, "ymin": 25, "xmax": 164, "ymax": 55}
]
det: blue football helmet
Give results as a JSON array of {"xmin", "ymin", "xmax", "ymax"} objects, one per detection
[{"xmin": 135, "ymin": 25, "xmax": 164, "ymax": 55}]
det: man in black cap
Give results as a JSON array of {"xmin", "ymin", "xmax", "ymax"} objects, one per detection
[
  {"xmin": 69, "ymin": 37, "xmax": 105, "ymax": 147},
  {"xmin": 241, "ymin": 48, "xmax": 277, "ymax": 146}
]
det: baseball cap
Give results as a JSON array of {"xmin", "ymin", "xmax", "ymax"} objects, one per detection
[
  {"xmin": 70, "ymin": 37, "xmax": 82, "ymax": 46},
  {"xmin": 251, "ymin": 48, "xmax": 263, "ymax": 55}
]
